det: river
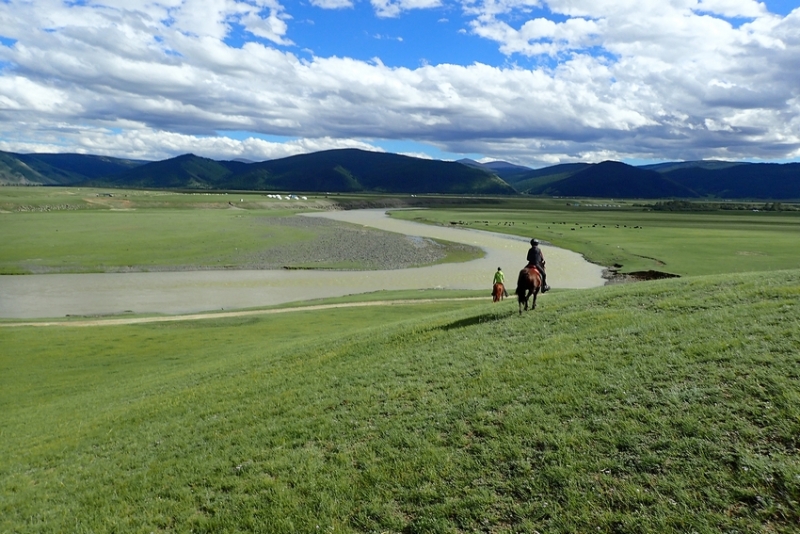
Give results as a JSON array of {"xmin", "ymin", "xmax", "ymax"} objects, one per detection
[{"xmin": 0, "ymin": 209, "xmax": 605, "ymax": 318}]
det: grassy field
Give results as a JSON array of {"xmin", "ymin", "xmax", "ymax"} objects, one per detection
[
  {"xmin": 390, "ymin": 201, "xmax": 800, "ymax": 276},
  {"xmin": 0, "ymin": 188, "xmax": 481, "ymax": 273},
  {"xmin": 7, "ymin": 188, "xmax": 798, "ymax": 276},
  {"xmin": 3, "ymin": 188, "xmax": 799, "ymax": 531},
  {"xmin": 2, "ymin": 270, "xmax": 799, "ymax": 532}
]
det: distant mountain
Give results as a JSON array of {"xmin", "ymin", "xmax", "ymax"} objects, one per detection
[
  {"xmin": 512, "ymin": 163, "xmax": 592, "ymax": 191},
  {"xmin": 510, "ymin": 160, "xmax": 799, "ymax": 199},
  {"xmin": 0, "ymin": 151, "xmax": 145, "ymax": 186},
  {"xmin": 87, "ymin": 149, "xmax": 515, "ymax": 195},
  {"xmin": 235, "ymin": 149, "xmax": 515, "ymax": 194},
  {"xmin": 0, "ymin": 151, "xmax": 60, "ymax": 185},
  {"xmin": 524, "ymin": 161, "xmax": 698, "ymax": 198},
  {"xmin": 661, "ymin": 163, "xmax": 800, "ymax": 199},
  {"xmin": 640, "ymin": 160, "xmax": 749, "ymax": 173},
  {"xmin": 2, "ymin": 148, "xmax": 798, "ymax": 199},
  {"xmin": 94, "ymin": 154, "xmax": 246, "ymax": 189},
  {"xmin": 17, "ymin": 153, "xmax": 145, "ymax": 181},
  {"xmin": 457, "ymin": 158, "xmax": 532, "ymax": 181}
]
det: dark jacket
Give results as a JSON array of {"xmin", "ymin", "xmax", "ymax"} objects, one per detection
[{"xmin": 527, "ymin": 246, "xmax": 544, "ymax": 268}]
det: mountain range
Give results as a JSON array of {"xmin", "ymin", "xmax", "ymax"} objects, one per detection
[{"xmin": 1, "ymin": 149, "xmax": 798, "ymax": 199}]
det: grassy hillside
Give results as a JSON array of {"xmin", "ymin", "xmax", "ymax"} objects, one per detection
[
  {"xmin": 2, "ymin": 271, "xmax": 799, "ymax": 532},
  {"xmin": 81, "ymin": 150, "xmax": 514, "ymax": 195},
  {"xmin": 525, "ymin": 161, "xmax": 698, "ymax": 199},
  {"xmin": 3, "ymin": 148, "xmax": 798, "ymax": 199},
  {"xmin": 640, "ymin": 160, "xmax": 749, "ymax": 173},
  {"xmin": 100, "ymin": 154, "xmax": 244, "ymax": 189},
  {"xmin": 511, "ymin": 163, "xmax": 591, "ymax": 190},
  {"xmin": 239, "ymin": 149, "xmax": 515, "ymax": 195},
  {"xmin": 663, "ymin": 163, "xmax": 800, "ymax": 200},
  {"xmin": 0, "ymin": 151, "xmax": 144, "ymax": 185},
  {"xmin": 18, "ymin": 153, "xmax": 145, "ymax": 181},
  {"xmin": 0, "ymin": 151, "xmax": 63, "ymax": 185}
]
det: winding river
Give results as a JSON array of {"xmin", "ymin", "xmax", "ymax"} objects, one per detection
[{"xmin": 0, "ymin": 209, "xmax": 605, "ymax": 319}]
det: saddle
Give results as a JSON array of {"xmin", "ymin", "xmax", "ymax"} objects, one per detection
[{"xmin": 526, "ymin": 263, "xmax": 544, "ymax": 276}]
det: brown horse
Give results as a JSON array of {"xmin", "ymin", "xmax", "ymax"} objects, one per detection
[
  {"xmin": 515, "ymin": 266, "xmax": 542, "ymax": 314},
  {"xmin": 492, "ymin": 282, "xmax": 505, "ymax": 302}
]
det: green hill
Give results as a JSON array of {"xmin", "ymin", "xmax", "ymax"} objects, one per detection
[
  {"xmin": 0, "ymin": 151, "xmax": 88, "ymax": 185},
  {"xmin": 457, "ymin": 158, "xmax": 532, "ymax": 181},
  {"xmin": 640, "ymin": 160, "xmax": 749, "ymax": 173},
  {"xmin": 0, "ymin": 151, "xmax": 144, "ymax": 185},
  {"xmin": 513, "ymin": 160, "xmax": 799, "ymax": 199},
  {"xmin": 89, "ymin": 149, "xmax": 515, "ymax": 194},
  {"xmin": 2, "ymin": 270, "xmax": 799, "ymax": 532},
  {"xmin": 2, "ymin": 148, "xmax": 798, "ymax": 198},
  {"xmin": 662, "ymin": 163, "xmax": 800, "ymax": 199},
  {"xmin": 17, "ymin": 153, "xmax": 145, "ymax": 181},
  {"xmin": 95, "ymin": 153, "xmax": 243, "ymax": 189},
  {"xmin": 526, "ymin": 160, "xmax": 698, "ymax": 198},
  {"xmin": 236, "ymin": 149, "xmax": 515, "ymax": 194},
  {"xmin": 513, "ymin": 162, "xmax": 592, "ymax": 191}
]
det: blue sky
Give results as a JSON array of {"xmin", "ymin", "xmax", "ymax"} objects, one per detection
[{"xmin": 0, "ymin": 0, "xmax": 799, "ymax": 167}]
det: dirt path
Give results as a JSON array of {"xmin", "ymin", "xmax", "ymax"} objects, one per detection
[{"xmin": 0, "ymin": 297, "xmax": 487, "ymax": 328}]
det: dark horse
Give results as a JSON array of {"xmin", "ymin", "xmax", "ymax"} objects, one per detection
[
  {"xmin": 515, "ymin": 266, "xmax": 542, "ymax": 314},
  {"xmin": 492, "ymin": 283, "xmax": 505, "ymax": 302}
]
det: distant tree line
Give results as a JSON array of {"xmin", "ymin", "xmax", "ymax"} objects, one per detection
[{"xmin": 638, "ymin": 200, "xmax": 798, "ymax": 211}]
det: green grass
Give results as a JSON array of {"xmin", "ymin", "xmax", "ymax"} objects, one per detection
[
  {"xmin": 0, "ymin": 188, "xmax": 481, "ymax": 273},
  {"xmin": 0, "ymin": 209, "xmax": 295, "ymax": 273},
  {"xmin": 2, "ymin": 271, "xmax": 799, "ymax": 532},
  {"xmin": 0, "ymin": 187, "xmax": 331, "ymax": 211},
  {"xmin": 391, "ymin": 205, "xmax": 800, "ymax": 276}
]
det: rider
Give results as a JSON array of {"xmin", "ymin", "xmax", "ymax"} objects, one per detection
[
  {"xmin": 526, "ymin": 239, "xmax": 550, "ymax": 292},
  {"xmin": 493, "ymin": 267, "xmax": 508, "ymax": 297}
]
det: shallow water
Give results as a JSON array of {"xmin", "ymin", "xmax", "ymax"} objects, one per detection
[{"xmin": 0, "ymin": 209, "xmax": 605, "ymax": 318}]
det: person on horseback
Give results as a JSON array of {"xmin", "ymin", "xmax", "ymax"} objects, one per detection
[
  {"xmin": 526, "ymin": 239, "xmax": 550, "ymax": 292},
  {"xmin": 493, "ymin": 267, "xmax": 508, "ymax": 297}
]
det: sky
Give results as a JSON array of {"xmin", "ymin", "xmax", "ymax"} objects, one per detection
[{"xmin": 0, "ymin": 0, "xmax": 798, "ymax": 167}]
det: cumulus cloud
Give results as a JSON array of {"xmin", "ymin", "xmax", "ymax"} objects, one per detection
[
  {"xmin": 0, "ymin": 0, "xmax": 798, "ymax": 166},
  {"xmin": 371, "ymin": 0, "xmax": 443, "ymax": 18},
  {"xmin": 311, "ymin": 0, "xmax": 355, "ymax": 8},
  {"xmin": 0, "ymin": 127, "xmax": 384, "ymax": 162}
]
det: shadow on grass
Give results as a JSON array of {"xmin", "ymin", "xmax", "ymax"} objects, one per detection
[{"xmin": 438, "ymin": 311, "xmax": 512, "ymax": 331}]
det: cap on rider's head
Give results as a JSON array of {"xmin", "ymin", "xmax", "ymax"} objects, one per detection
[
  {"xmin": 497, "ymin": 267, "xmax": 502, "ymax": 271},
  {"xmin": 531, "ymin": 239, "xmax": 539, "ymax": 246}
]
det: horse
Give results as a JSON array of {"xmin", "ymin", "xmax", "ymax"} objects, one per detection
[
  {"xmin": 492, "ymin": 282, "xmax": 505, "ymax": 302},
  {"xmin": 515, "ymin": 266, "xmax": 542, "ymax": 314}
]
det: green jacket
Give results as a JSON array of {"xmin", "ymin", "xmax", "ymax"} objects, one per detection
[{"xmin": 493, "ymin": 270, "xmax": 505, "ymax": 284}]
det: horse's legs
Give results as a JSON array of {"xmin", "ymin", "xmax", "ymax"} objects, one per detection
[{"xmin": 531, "ymin": 288, "xmax": 539, "ymax": 309}]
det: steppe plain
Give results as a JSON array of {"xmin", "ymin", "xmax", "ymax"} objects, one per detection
[{"xmin": 1, "ymin": 187, "xmax": 799, "ymax": 533}]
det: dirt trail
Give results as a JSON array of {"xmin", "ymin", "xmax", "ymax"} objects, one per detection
[{"xmin": 0, "ymin": 297, "xmax": 487, "ymax": 328}]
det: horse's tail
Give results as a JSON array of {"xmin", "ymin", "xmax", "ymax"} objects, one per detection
[{"xmin": 515, "ymin": 269, "xmax": 529, "ymax": 299}]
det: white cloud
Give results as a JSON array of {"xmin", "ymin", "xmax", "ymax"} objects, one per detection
[
  {"xmin": 0, "ymin": 0, "xmax": 798, "ymax": 165},
  {"xmin": 371, "ymin": 0, "xmax": 443, "ymax": 18},
  {"xmin": 695, "ymin": 0, "xmax": 767, "ymax": 18},
  {"xmin": 0, "ymin": 127, "xmax": 384, "ymax": 161},
  {"xmin": 310, "ymin": 0, "xmax": 354, "ymax": 8}
]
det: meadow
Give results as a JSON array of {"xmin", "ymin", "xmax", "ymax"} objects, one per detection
[
  {"xmin": 2, "ymin": 271, "xmax": 799, "ymax": 532},
  {"xmin": 390, "ymin": 199, "xmax": 800, "ymax": 276},
  {"xmin": 0, "ymin": 188, "xmax": 480, "ymax": 274},
  {"xmin": 2, "ymin": 188, "xmax": 800, "ymax": 532}
]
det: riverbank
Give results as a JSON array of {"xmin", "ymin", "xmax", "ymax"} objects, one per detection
[{"xmin": 0, "ymin": 209, "xmax": 605, "ymax": 318}]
